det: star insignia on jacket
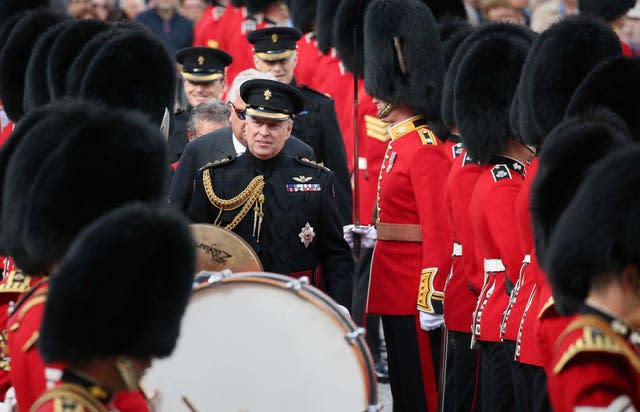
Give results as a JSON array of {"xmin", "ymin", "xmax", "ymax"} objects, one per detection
[
  {"xmin": 263, "ymin": 89, "xmax": 272, "ymax": 101},
  {"xmin": 271, "ymin": 33, "xmax": 279, "ymax": 43},
  {"xmin": 298, "ymin": 222, "xmax": 315, "ymax": 248},
  {"xmin": 512, "ymin": 162, "xmax": 523, "ymax": 171},
  {"xmin": 292, "ymin": 176, "xmax": 313, "ymax": 183},
  {"xmin": 198, "ymin": 56, "xmax": 205, "ymax": 65}
]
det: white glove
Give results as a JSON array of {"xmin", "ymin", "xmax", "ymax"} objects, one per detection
[
  {"xmin": 343, "ymin": 224, "xmax": 377, "ymax": 248},
  {"xmin": 419, "ymin": 311, "xmax": 444, "ymax": 331},
  {"xmin": 336, "ymin": 304, "xmax": 351, "ymax": 319}
]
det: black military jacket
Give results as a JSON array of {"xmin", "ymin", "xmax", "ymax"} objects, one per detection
[
  {"xmin": 170, "ymin": 105, "xmax": 191, "ymax": 164},
  {"xmin": 291, "ymin": 79, "xmax": 352, "ymax": 225},
  {"xmin": 187, "ymin": 150, "xmax": 353, "ymax": 308}
]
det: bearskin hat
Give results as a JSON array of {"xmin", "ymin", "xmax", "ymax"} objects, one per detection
[
  {"xmin": 454, "ymin": 31, "xmax": 531, "ymax": 164},
  {"xmin": 0, "ymin": 0, "xmax": 49, "ymax": 24},
  {"xmin": 290, "ymin": 0, "xmax": 317, "ymax": 33},
  {"xmin": 421, "ymin": 0, "xmax": 467, "ymax": 20},
  {"xmin": 0, "ymin": 10, "xmax": 67, "ymax": 122},
  {"xmin": 545, "ymin": 145, "xmax": 639, "ymax": 314},
  {"xmin": 80, "ymin": 30, "xmax": 176, "ymax": 127},
  {"xmin": 47, "ymin": 19, "xmax": 109, "ymax": 99},
  {"xmin": 0, "ymin": 13, "xmax": 23, "ymax": 57},
  {"xmin": 579, "ymin": 0, "xmax": 635, "ymax": 22},
  {"xmin": 316, "ymin": 0, "xmax": 341, "ymax": 53},
  {"xmin": 442, "ymin": 23, "xmax": 534, "ymax": 129},
  {"xmin": 518, "ymin": 16, "xmax": 621, "ymax": 147},
  {"xmin": 566, "ymin": 56, "xmax": 640, "ymax": 141},
  {"xmin": 245, "ymin": 0, "xmax": 280, "ymax": 14},
  {"xmin": 39, "ymin": 203, "xmax": 195, "ymax": 363},
  {"xmin": 364, "ymin": 0, "xmax": 444, "ymax": 120},
  {"xmin": 231, "ymin": 0, "xmax": 244, "ymax": 6},
  {"xmin": 532, "ymin": 108, "xmax": 631, "ymax": 272},
  {"xmin": 1, "ymin": 100, "xmax": 167, "ymax": 275},
  {"xmin": 23, "ymin": 22, "xmax": 69, "ymax": 113},
  {"xmin": 333, "ymin": 0, "xmax": 373, "ymax": 76}
]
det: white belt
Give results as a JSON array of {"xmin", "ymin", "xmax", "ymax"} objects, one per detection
[
  {"xmin": 452, "ymin": 243, "xmax": 462, "ymax": 257},
  {"xmin": 484, "ymin": 258, "xmax": 505, "ymax": 273},
  {"xmin": 523, "ymin": 254, "xmax": 531, "ymax": 264}
]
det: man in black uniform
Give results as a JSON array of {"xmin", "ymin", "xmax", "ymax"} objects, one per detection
[
  {"xmin": 247, "ymin": 27, "xmax": 352, "ymax": 225},
  {"xmin": 171, "ymin": 46, "xmax": 233, "ymax": 163},
  {"xmin": 187, "ymin": 79, "xmax": 353, "ymax": 309}
]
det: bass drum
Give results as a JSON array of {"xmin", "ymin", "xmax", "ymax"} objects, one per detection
[{"xmin": 142, "ymin": 272, "xmax": 380, "ymax": 412}]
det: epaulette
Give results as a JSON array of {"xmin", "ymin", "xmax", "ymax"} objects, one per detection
[
  {"xmin": 8, "ymin": 281, "xmax": 48, "ymax": 352},
  {"xmin": 462, "ymin": 152, "xmax": 478, "ymax": 166},
  {"xmin": 417, "ymin": 127, "xmax": 438, "ymax": 146},
  {"xmin": 537, "ymin": 296, "xmax": 555, "ymax": 319},
  {"xmin": 491, "ymin": 164, "xmax": 512, "ymax": 182},
  {"xmin": 241, "ymin": 19, "xmax": 256, "ymax": 34},
  {"xmin": 296, "ymin": 157, "xmax": 331, "ymax": 172},
  {"xmin": 0, "ymin": 270, "xmax": 33, "ymax": 294},
  {"xmin": 198, "ymin": 156, "xmax": 234, "ymax": 172},
  {"xmin": 553, "ymin": 315, "xmax": 640, "ymax": 375},
  {"xmin": 30, "ymin": 384, "xmax": 108, "ymax": 412},
  {"xmin": 365, "ymin": 115, "xmax": 390, "ymax": 143}
]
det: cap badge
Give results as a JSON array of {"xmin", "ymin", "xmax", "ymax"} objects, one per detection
[
  {"xmin": 198, "ymin": 56, "xmax": 205, "ymax": 65},
  {"xmin": 298, "ymin": 222, "xmax": 315, "ymax": 248},
  {"xmin": 264, "ymin": 89, "xmax": 272, "ymax": 101},
  {"xmin": 271, "ymin": 33, "xmax": 279, "ymax": 43}
]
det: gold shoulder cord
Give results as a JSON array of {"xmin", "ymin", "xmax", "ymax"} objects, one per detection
[{"xmin": 203, "ymin": 169, "xmax": 265, "ymax": 241}]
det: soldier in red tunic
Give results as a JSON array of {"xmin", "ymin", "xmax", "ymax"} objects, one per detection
[
  {"xmin": 543, "ymin": 147, "xmax": 640, "ymax": 411},
  {"xmin": 2, "ymin": 101, "xmax": 169, "ymax": 411},
  {"xmin": 455, "ymin": 26, "xmax": 533, "ymax": 411},
  {"xmin": 361, "ymin": 1, "xmax": 452, "ymax": 410},
  {"xmin": 31, "ymin": 203, "xmax": 195, "ymax": 412}
]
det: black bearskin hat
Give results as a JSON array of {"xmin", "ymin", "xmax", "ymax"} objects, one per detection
[
  {"xmin": 0, "ymin": 10, "xmax": 67, "ymax": 121},
  {"xmin": 47, "ymin": 19, "xmax": 109, "ymax": 99},
  {"xmin": 442, "ymin": 23, "xmax": 534, "ymax": 129},
  {"xmin": 454, "ymin": 29, "xmax": 531, "ymax": 164},
  {"xmin": 364, "ymin": 0, "xmax": 444, "ymax": 120},
  {"xmin": 316, "ymin": 0, "xmax": 341, "ymax": 54},
  {"xmin": 421, "ymin": 0, "xmax": 467, "ymax": 20},
  {"xmin": 0, "ymin": 13, "xmax": 23, "ymax": 58},
  {"xmin": 1, "ymin": 100, "xmax": 167, "ymax": 275},
  {"xmin": 532, "ymin": 108, "xmax": 631, "ymax": 273},
  {"xmin": 518, "ymin": 16, "xmax": 621, "ymax": 147},
  {"xmin": 290, "ymin": 0, "xmax": 317, "ymax": 33},
  {"xmin": 39, "ymin": 203, "xmax": 195, "ymax": 363},
  {"xmin": 566, "ymin": 56, "xmax": 640, "ymax": 141},
  {"xmin": 333, "ymin": 0, "xmax": 373, "ymax": 77},
  {"xmin": 579, "ymin": 0, "xmax": 635, "ymax": 22},
  {"xmin": 23, "ymin": 22, "xmax": 69, "ymax": 113},
  {"xmin": 80, "ymin": 30, "xmax": 176, "ymax": 127},
  {"xmin": 545, "ymin": 145, "xmax": 640, "ymax": 315},
  {"xmin": 0, "ymin": 0, "xmax": 49, "ymax": 24},
  {"xmin": 245, "ymin": 0, "xmax": 282, "ymax": 14}
]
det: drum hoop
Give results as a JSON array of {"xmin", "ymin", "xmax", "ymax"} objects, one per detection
[{"xmin": 193, "ymin": 272, "xmax": 379, "ymax": 408}]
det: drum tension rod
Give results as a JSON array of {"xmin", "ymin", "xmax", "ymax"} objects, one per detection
[
  {"xmin": 286, "ymin": 277, "xmax": 309, "ymax": 291},
  {"xmin": 345, "ymin": 327, "xmax": 366, "ymax": 345}
]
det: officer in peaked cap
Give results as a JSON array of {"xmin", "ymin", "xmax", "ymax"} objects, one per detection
[
  {"xmin": 248, "ymin": 26, "xmax": 352, "ymax": 225},
  {"xmin": 188, "ymin": 79, "xmax": 353, "ymax": 310},
  {"xmin": 172, "ymin": 46, "xmax": 233, "ymax": 164}
]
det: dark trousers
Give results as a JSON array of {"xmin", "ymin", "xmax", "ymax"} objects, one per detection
[
  {"xmin": 480, "ymin": 341, "xmax": 515, "ymax": 412},
  {"xmin": 504, "ymin": 340, "xmax": 532, "ymax": 412},
  {"xmin": 532, "ymin": 365, "xmax": 552, "ymax": 412},
  {"xmin": 444, "ymin": 331, "xmax": 481, "ymax": 412}
]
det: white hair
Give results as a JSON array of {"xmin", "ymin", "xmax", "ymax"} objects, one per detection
[{"xmin": 227, "ymin": 69, "xmax": 276, "ymax": 103}]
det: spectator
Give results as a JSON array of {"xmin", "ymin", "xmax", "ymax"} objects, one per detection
[
  {"xmin": 482, "ymin": 0, "xmax": 527, "ymax": 23},
  {"xmin": 186, "ymin": 99, "xmax": 230, "ymax": 141},
  {"xmin": 120, "ymin": 0, "xmax": 147, "ymax": 19},
  {"xmin": 179, "ymin": 0, "xmax": 206, "ymax": 24},
  {"xmin": 92, "ymin": 0, "xmax": 113, "ymax": 20},
  {"xmin": 465, "ymin": 0, "xmax": 484, "ymax": 25},
  {"xmin": 136, "ymin": 0, "xmax": 193, "ymax": 57},
  {"xmin": 530, "ymin": 0, "xmax": 578, "ymax": 32},
  {"xmin": 67, "ymin": 0, "xmax": 97, "ymax": 19}
]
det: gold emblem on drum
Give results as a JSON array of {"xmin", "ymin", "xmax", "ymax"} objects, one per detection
[{"xmin": 298, "ymin": 222, "xmax": 315, "ymax": 248}]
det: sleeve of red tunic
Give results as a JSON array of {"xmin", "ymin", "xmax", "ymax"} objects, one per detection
[
  {"xmin": 411, "ymin": 145, "xmax": 453, "ymax": 314},
  {"xmin": 484, "ymin": 181, "xmax": 523, "ymax": 289}
]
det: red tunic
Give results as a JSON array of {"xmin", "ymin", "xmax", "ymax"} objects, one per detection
[
  {"xmin": 501, "ymin": 159, "xmax": 538, "ymax": 346},
  {"xmin": 225, "ymin": 16, "xmax": 273, "ymax": 86},
  {"xmin": 470, "ymin": 157, "xmax": 526, "ymax": 343},
  {"xmin": 294, "ymin": 33, "xmax": 322, "ymax": 88},
  {"xmin": 547, "ymin": 313, "xmax": 640, "ymax": 411},
  {"xmin": 368, "ymin": 115, "xmax": 452, "ymax": 315},
  {"xmin": 443, "ymin": 149, "xmax": 483, "ymax": 333},
  {"xmin": 30, "ymin": 383, "xmax": 111, "ymax": 412},
  {"xmin": 360, "ymin": 88, "xmax": 387, "ymax": 225},
  {"xmin": 193, "ymin": 4, "xmax": 227, "ymax": 47},
  {"xmin": 536, "ymin": 293, "xmax": 575, "ymax": 374},
  {"xmin": 0, "ymin": 121, "xmax": 14, "ymax": 147}
]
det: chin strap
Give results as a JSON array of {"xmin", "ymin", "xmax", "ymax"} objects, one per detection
[
  {"xmin": 376, "ymin": 103, "xmax": 394, "ymax": 119},
  {"xmin": 115, "ymin": 357, "xmax": 140, "ymax": 391}
]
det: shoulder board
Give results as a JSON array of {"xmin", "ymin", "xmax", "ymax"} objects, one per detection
[
  {"xmin": 417, "ymin": 128, "xmax": 438, "ymax": 146},
  {"xmin": 199, "ymin": 156, "xmax": 234, "ymax": 172},
  {"xmin": 0, "ymin": 270, "xmax": 33, "ymax": 294},
  {"xmin": 365, "ymin": 115, "xmax": 390, "ymax": 143},
  {"xmin": 553, "ymin": 315, "xmax": 640, "ymax": 374},
  {"xmin": 300, "ymin": 85, "xmax": 332, "ymax": 101},
  {"xmin": 31, "ymin": 384, "xmax": 106, "ymax": 412},
  {"xmin": 491, "ymin": 164, "xmax": 512, "ymax": 182},
  {"xmin": 8, "ymin": 281, "xmax": 48, "ymax": 337},
  {"xmin": 241, "ymin": 19, "xmax": 256, "ymax": 33},
  {"xmin": 537, "ymin": 296, "xmax": 555, "ymax": 319},
  {"xmin": 296, "ymin": 157, "xmax": 331, "ymax": 172},
  {"xmin": 462, "ymin": 152, "xmax": 478, "ymax": 166},
  {"xmin": 451, "ymin": 142, "xmax": 464, "ymax": 159}
]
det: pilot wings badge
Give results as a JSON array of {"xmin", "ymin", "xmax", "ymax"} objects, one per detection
[{"xmin": 292, "ymin": 176, "xmax": 313, "ymax": 183}]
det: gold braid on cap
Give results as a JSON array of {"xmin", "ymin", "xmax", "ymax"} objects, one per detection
[{"xmin": 203, "ymin": 170, "xmax": 265, "ymax": 241}]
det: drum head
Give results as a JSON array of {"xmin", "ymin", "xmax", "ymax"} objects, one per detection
[
  {"xmin": 191, "ymin": 224, "xmax": 262, "ymax": 273},
  {"xmin": 142, "ymin": 272, "xmax": 377, "ymax": 412}
]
